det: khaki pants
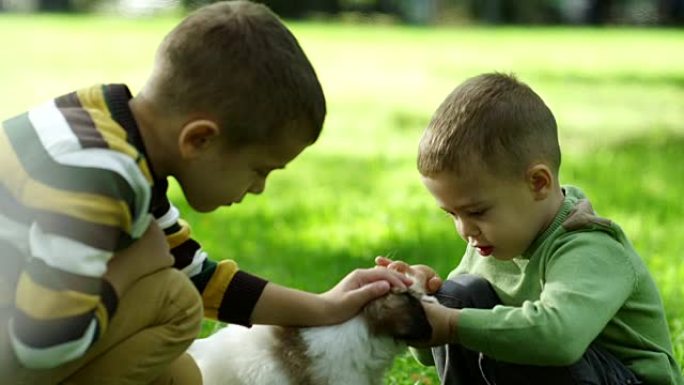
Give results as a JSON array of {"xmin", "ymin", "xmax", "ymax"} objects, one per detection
[{"xmin": 0, "ymin": 268, "xmax": 203, "ymax": 385}]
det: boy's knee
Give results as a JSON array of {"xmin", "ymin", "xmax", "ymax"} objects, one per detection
[
  {"xmin": 133, "ymin": 268, "xmax": 203, "ymax": 346},
  {"xmin": 163, "ymin": 269, "xmax": 204, "ymax": 338},
  {"xmin": 435, "ymin": 274, "xmax": 499, "ymax": 309},
  {"xmin": 151, "ymin": 353, "xmax": 202, "ymax": 385}
]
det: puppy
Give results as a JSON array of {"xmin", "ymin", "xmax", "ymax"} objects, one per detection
[{"xmin": 188, "ymin": 288, "xmax": 432, "ymax": 385}]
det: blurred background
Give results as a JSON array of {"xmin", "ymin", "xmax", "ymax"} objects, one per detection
[
  {"xmin": 1, "ymin": 0, "xmax": 684, "ymax": 25},
  {"xmin": 1, "ymin": 1, "xmax": 683, "ymax": 383}
]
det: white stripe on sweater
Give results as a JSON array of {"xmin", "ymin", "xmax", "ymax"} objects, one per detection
[
  {"xmin": 9, "ymin": 318, "xmax": 97, "ymax": 369},
  {"xmin": 28, "ymin": 222, "xmax": 111, "ymax": 278},
  {"xmin": 28, "ymin": 100, "xmax": 81, "ymax": 156},
  {"xmin": 56, "ymin": 149, "xmax": 151, "ymax": 238}
]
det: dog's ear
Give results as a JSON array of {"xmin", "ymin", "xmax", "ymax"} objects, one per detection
[{"xmin": 363, "ymin": 291, "xmax": 432, "ymax": 341}]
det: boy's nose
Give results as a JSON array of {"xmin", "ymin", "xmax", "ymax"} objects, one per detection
[
  {"xmin": 456, "ymin": 218, "xmax": 480, "ymax": 239},
  {"xmin": 248, "ymin": 178, "xmax": 266, "ymax": 195}
]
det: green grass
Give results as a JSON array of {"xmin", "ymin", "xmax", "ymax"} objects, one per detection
[{"xmin": 1, "ymin": 14, "xmax": 683, "ymax": 382}]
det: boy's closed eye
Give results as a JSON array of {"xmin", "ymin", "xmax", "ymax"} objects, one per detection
[
  {"xmin": 466, "ymin": 208, "xmax": 488, "ymax": 218},
  {"xmin": 442, "ymin": 208, "xmax": 488, "ymax": 219}
]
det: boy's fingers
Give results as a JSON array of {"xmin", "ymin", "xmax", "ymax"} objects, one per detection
[
  {"xmin": 427, "ymin": 276, "xmax": 443, "ymax": 294},
  {"xmin": 387, "ymin": 261, "xmax": 410, "ymax": 274},
  {"xmin": 355, "ymin": 267, "xmax": 412, "ymax": 289},
  {"xmin": 366, "ymin": 280, "xmax": 391, "ymax": 296},
  {"xmin": 413, "ymin": 265, "xmax": 439, "ymax": 279},
  {"xmin": 375, "ymin": 257, "xmax": 415, "ymax": 274},
  {"xmin": 350, "ymin": 280, "xmax": 391, "ymax": 306},
  {"xmin": 374, "ymin": 256, "xmax": 393, "ymax": 267},
  {"xmin": 379, "ymin": 268, "xmax": 413, "ymax": 288}
]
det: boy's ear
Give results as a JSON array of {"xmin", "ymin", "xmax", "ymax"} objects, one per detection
[
  {"xmin": 178, "ymin": 120, "xmax": 220, "ymax": 159},
  {"xmin": 525, "ymin": 164, "xmax": 554, "ymax": 201}
]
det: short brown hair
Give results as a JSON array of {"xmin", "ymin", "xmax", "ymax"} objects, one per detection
[
  {"xmin": 418, "ymin": 73, "xmax": 560, "ymax": 179},
  {"xmin": 149, "ymin": 0, "xmax": 326, "ymax": 145}
]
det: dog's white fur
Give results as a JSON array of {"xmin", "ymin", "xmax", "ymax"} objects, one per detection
[
  {"xmin": 188, "ymin": 287, "xmax": 432, "ymax": 385},
  {"xmin": 299, "ymin": 316, "xmax": 405, "ymax": 385},
  {"xmin": 188, "ymin": 325, "xmax": 291, "ymax": 385},
  {"xmin": 189, "ymin": 316, "xmax": 406, "ymax": 385}
]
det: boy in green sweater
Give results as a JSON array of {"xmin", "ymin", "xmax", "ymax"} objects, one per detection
[{"xmin": 378, "ymin": 73, "xmax": 683, "ymax": 384}]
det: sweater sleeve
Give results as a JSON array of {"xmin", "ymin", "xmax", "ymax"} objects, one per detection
[
  {"xmin": 151, "ymin": 196, "xmax": 268, "ymax": 326},
  {"xmin": 1, "ymin": 110, "xmax": 152, "ymax": 369},
  {"xmin": 456, "ymin": 231, "xmax": 637, "ymax": 365}
]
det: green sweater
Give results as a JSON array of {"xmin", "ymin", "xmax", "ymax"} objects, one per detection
[{"xmin": 419, "ymin": 186, "xmax": 683, "ymax": 384}]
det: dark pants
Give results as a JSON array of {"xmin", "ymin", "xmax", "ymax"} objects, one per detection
[{"xmin": 432, "ymin": 275, "xmax": 642, "ymax": 385}]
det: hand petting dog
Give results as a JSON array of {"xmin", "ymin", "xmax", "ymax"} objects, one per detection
[{"xmin": 375, "ymin": 256, "xmax": 460, "ymax": 347}]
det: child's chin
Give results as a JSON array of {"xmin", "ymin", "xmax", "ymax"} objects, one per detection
[
  {"xmin": 190, "ymin": 201, "xmax": 219, "ymax": 213},
  {"xmin": 491, "ymin": 252, "xmax": 515, "ymax": 261}
]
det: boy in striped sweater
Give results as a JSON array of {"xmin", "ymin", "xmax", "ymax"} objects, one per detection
[{"xmin": 0, "ymin": 1, "xmax": 410, "ymax": 384}]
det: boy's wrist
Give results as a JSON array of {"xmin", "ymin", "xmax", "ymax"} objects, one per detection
[
  {"xmin": 433, "ymin": 305, "xmax": 460, "ymax": 345},
  {"xmin": 317, "ymin": 295, "xmax": 335, "ymax": 323},
  {"xmin": 447, "ymin": 308, "xmax": 460, "ymax": 344},
  {"xmin": 317, "ymin": 291, "xmax": 352, "ymax": 324},
  {"xmin": 252, "ymin": 284, "xmax": 335, "ymax": 326}
]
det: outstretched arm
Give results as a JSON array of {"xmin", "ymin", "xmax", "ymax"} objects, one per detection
[
  {"xmin": 153, "ymin": 191, "xmax": 414, "ymax": 327},
  {"xmin": 251, "ymin": 268, "xmax": 413, "ymax": 326}
]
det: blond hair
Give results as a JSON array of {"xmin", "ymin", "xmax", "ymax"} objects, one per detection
[
  {"xmin": 149, "ymin": 0, "xmax": 325, "ymax": 145},
  {"xmin": 418, "ymin": 73, "xmax": 560, "ymax": 179}
]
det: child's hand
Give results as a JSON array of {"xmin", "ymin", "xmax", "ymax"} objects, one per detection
[
  {"xmin": 375, "ymin": 256, "xmax": 443, "ymax": 294},
  {"xmin": 251, "ymin": 267, "xmax": 413, "ymax": 327},
  {"xmin": 409, "ymin": 299, "xmax": 459, "ymax": 348},
  {"xmin": 320, "ymin": 267, "xmax": 414, "ymax": 323}
]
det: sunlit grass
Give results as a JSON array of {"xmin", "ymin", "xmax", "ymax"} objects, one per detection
[{"xmin": 1, "ymin": 14, "xmax": 683, "ymax": 381}]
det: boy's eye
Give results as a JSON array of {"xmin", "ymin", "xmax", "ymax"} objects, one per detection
[{"xmin": 467, "ymin": 209, "xmax": 487, "ymax": 218}]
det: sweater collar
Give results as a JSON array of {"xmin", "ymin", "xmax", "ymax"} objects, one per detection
[
  {"xmin": 521, "ymin": 186, "xmax": 583, "ymax": 258},
  {"xmin": 102, "ymin": 84, "xmax": 159, "ymax": 182}
]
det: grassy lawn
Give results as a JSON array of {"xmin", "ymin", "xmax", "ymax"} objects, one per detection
[{"xmin": 1, "ymin": 14, "xmax": 683, "ymax": 383}]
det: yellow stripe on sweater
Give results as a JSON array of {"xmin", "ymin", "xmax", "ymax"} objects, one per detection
[
  {"xmin": 76, "ymin": 87, "xmax": 153, "ymax": 183},
  {"xmin": 202, "ymin": 260, "xmax": 239, "ymax": 320},
  {"xmin": 93, "ymin": 302, "xmax": 110, "ymax": 336},
  {"xmin": 76, "ymin": 86, "xmax": 152, "ymax": 183},
  {"xmin": 77, "ymin": 88, "xmax": 135, "ymax": 156},
  {"xmin": 0, "ymin": 128, "xmax": 133, "ymax": 233},
  {"xmin": 167, "ymin": 219, "xmax": 192, "ymax": 249},
  {"xmin": 15, "ymin": 272, "xmax": 99, "ymax": 320},
  {"xmin": 137, "ymin": 158, "xmax": 153, "ymax": 184}
]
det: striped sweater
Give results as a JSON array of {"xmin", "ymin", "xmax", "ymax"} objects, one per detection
[{"xmin": 0, "ymin": 84, "xmax": 268, "ymax": 369}]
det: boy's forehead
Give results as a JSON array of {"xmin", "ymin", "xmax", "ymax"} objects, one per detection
[
  {"xmin": 443, "ymin": 166, "xmax": 494, "ymax": 186},
  {"xmin": 422, "ymin": 168, "xmax": 504, "ymax": 206},
  {"xmin": 423, "ymin": 170, "xmax": 480, "ymax": 196}
]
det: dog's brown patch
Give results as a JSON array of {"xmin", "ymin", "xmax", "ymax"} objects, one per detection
[
  {"xmin": 272, "ymin": 326, "xmax": 315, "ymax": 385},
  {"xmin": 363, "ymin": 290, "xmax": 432, "ymax": 341}
]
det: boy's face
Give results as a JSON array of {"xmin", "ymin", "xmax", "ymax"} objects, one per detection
[
  {"xmin": 178, "ymin": 136, "xmax": 308, "ymax": 213},
  {"xmin": 422, "ymin": 167, "xmax": 552, "ymax": 260}
]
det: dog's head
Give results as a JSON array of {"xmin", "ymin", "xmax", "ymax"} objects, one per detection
[{"xmin": 362, "ymin": 289, "xmax": 432, "ymax": 342}]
